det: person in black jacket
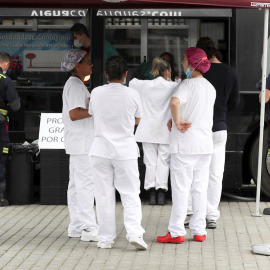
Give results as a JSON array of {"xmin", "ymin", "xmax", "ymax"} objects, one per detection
[
  {"xmin": 258, "ymin": 73, "xmax": 270, "ymax": 154},
  {"xmin": 186, "ymin": 41, "xmax": 240, "ymax": 229},
  {"xmin": 0, "ymin": 52, "xmax": 20, "ymax": 206}
]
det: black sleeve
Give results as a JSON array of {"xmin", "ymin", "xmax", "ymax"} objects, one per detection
[
  {"xmin": 9, "ymin": 98, "xmax": 20, "ymax": 111},
  {"xmin": 227, "ymin": 68, "xmax": 240, "ymax": 112},
  {"xmin": 6, "ymin": 78, "xmax": 19, "ymax": 105}
]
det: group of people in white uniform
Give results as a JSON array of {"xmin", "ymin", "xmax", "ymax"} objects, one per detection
[{"xmin": 61, "ymin": 39, "xmax": 238, "ymax": 249}]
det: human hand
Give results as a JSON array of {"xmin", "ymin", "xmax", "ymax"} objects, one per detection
[
  {"xmin": 175, "ymin": 119, "xmax": 192, "ymax": 133},
  {"xmin": 259, "ymin": 89, "xmax": 270, "ymax": 103},
  {"xmin": 167, "ymin": 119, "xmax": 172, "ymax": 132}
]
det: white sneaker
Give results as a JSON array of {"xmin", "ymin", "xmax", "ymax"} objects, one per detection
[
  {"xmin": 81, "ymin": 229, "xmax": 98, "ymax": 242},
  {"xmin": 68, "ymin": 232, "xmax": 81, "ymax": 238},
  {"xmin": 97, "ymin": 241, "xmax": 113, "ymax": 249},
  {"xmin": 129, "ymin": 236, "xmax": 148, "ymax": 250}
]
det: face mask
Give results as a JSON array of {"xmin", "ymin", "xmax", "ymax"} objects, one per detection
[
  {"xmin": 186, "ymin": 67, "xmax": 192, "ymax": 79},
  {"xmin": 2, "ymin": 64, "xmax": 8, "ymax": 74},
  {"xmin": 74, "ymin": 39, "xmax": 83, "ymax": 48},
  {"xmin": 123, "ymin": 77, "xmax": 126, "ymax": 85}
]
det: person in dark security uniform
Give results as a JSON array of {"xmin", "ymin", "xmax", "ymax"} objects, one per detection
[{"xmin": 0, "ymin": 52, "xmax": 20, "ymax": 207}]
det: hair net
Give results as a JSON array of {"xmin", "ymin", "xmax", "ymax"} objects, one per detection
[
  {"xmin": 185, "ymin": 47, "xmax": 210, "ymax": 73},
  {"xmin": 61, "ymin": 49, "xmax": 87, "ymax": 72}
]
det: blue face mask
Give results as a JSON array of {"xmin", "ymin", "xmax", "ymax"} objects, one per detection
[{"xmin": 186, "ymin": 67, "xmax": 192, "ymax": 79}]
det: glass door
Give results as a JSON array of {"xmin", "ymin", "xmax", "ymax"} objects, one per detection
[
  {"xmin": 147, "ymin": 19, "xmax": 199, "ymax": 80},
  {"xmin": 105, "ymin": 18, "xmax": 141, "ymax": 82},
  {"xmin": 104, "ymin": 17, "xmax": 199, "ymax": 82}
]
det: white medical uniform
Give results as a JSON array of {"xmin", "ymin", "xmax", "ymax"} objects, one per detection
[
  {"xmin": 89, "ymin": 83, "xmax": 145, "ymax": 244},
  {"xmin": 206, "ymin": 130, "xmax": 227, "ymax": 220},
  {"xmin": 129, "ymin": 77, "xmax": 178, "ymax": 191},
  {"xmin": 169, "ymin": 78, "xmax": 216, "ymax": 237},
  {"xmin": 62, "ymin": 76, "xmax": 98, "ymax": 235}
]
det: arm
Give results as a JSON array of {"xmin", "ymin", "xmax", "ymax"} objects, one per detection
[
  {"xmin": 69, "ymin": 107, "xmax": 91, "ymax": 121},
  {"xmin": 135, "ymin": 117, "xmax": 141, "ymax": 125},
  {"xmin": 259, "ymin": 89, "xmax": 270, "ymax": 103},
  {"xmin": 227, "ymin": 70, "xmax": 240, "ymax": 111},
  {"xmin": 6, "ymin": 79, "xmax": 20, "ymax": 111},
  {"xmin": 167, "ymin": 119, "xmax": 172, "ymax": 132},
  {"xmin": 9, "ymin": 98, "xmax": 20, "ymax": 111},
  {"xmin": 170, "ymin": 97, "xmax": 192, "ymax": 133}
]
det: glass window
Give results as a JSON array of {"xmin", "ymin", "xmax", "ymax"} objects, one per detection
[
  {"xmin": 147, "ymin": 19, "xmax": 190, "ymax": 78},
  {"xmin": 105, "ymin": 18, "xmax": 141, "ymax": 82}
]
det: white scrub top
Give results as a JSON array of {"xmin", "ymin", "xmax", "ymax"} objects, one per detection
[
  {"xmin": 129, "ymin": 77, "xmax": 178, "ymax": 144},
  {"xmin": 170, "ymin": 77, "xmax": 216, "ymax": 155},
  {"xmin": 89, "ymin": 83, "xmax": 143, "ymax": 160},
  {"xmin": 62, "ymin": 76, "xmax": 94, "ymax": 155}
]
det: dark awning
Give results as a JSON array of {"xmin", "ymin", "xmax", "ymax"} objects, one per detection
[
  {"xmin": 96, "ymin": 9, "xmax": 232, "ymax": 17},
  {"xmin": 0, "ymin": 0, "xmax": 269, "ymax": 9},
  {"xmin": 0, "ymin": 8, "xmax": 87, "ymax": 18}
]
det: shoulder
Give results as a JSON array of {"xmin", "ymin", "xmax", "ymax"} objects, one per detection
[
  {"xmin": 65, "ymin": 77, "xmax": 83, "ymax": 88},
  {"xmin": 91, "ymin": 85, "xmax": 105, "ymax": 96},
  {"xmin": 173, "ymin": 79, "xmax": 189, "ymax": 94},
  {"xmin": 220, "ymin": 63, "xmax": 237, "ymax": 74},
  {"xmin": 1, "ymin": 74, "xmax": 17, "ymax": 93},
  {"xmin": 0, "ymin": 73, "xmax": 12, "ymax": 85},
  {"xmin": 64, "ymin": 77, "xmax": 87, "ymax": 94},
  {"xmin": 126, "ymin": 86, "xmax": 141, "ymax": 98},
  {"xmin": 129, "ymin": 78, "xmax": 146, "ymax": 88}
]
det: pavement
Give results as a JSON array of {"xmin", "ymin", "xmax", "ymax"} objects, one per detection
[{"xmin": 1, "ymin": 200, "xmax": 270, "ymax": 270}]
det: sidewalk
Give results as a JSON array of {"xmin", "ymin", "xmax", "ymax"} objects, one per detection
[{"xmin": 1, "ymin": 201, "xmax": 270, "ymax": 270}]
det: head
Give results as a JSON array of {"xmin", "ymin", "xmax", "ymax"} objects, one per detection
[
  {"xmin": 0, "ymin": 52, "xmax": 11, "ymax": 74},
  {"xmin": 182, "ymin": 47, "xmax": 210, "ymax": 78},
  {"xmin": 70, "ymin": 23, "xmax": 90, "ymax": 49},
  {"xmin": 196, "ymin": 37, "xmax": 215, "ymax": 49},
  {"xmin": 105, "ymin": 56, "xmax": 128, "ymax": 83},
  {"xmin": 196, "ymin": 37, "xmax": 222, "ymax": 61},
  {"xmin": 200, "ymin": 46, "xmax": 223, "ymax": 62},
  {"xmin": 160, "ymin": 52, "xmax": 174, "ymax": 65},
  {"xmin": 61, "ymin": 49, "xmax": 93, "ymax": 79},
  {"xmin": 151, "ymin": 57, "xmax": 171, "ymax": 80}
]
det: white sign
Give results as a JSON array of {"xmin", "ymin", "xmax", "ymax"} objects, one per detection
[
  {"xmin": 38, "ymin": 113, "xmax": 65, "ymax": 149},
  {"xmin": 23, "ymin": 50, "xmax": 68, "ymax": 72}
]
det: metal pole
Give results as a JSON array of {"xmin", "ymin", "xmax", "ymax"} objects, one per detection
[{"xmin": 253, "ymin": 8, "xmax": 269, "ymax": 217}]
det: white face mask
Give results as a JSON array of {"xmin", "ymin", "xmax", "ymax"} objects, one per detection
[
  {"xmin": 74, "ymin": 39, "xmax": 83, "ymax": 48},
  {"xmin": 123, "ymin": 77, "xmax": 126, "ymax": 85},
  {"xmin": 2, "ymin": 64, "xmax": 8, "ymax": 74}
]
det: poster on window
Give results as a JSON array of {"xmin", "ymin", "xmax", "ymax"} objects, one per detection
[{"xmin": 0, "ymin": 32, "xmax": 73, "ymax": 74}]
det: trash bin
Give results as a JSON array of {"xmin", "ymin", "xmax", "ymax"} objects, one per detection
[
  {"xmin": 40, "ymin": 149, "xmax": 69, "ymax": 205},
  {"xmin": 6, "ymin": 143, "xmax": 39, "ymax": 205}
]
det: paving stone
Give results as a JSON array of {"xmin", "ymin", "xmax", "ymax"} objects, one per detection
[{"xmin": 1, "ymin": 201, "xmax": 270, "ymax": 269}]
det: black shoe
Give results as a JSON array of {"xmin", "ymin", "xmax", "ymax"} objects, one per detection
[
  {"xmin": 0, "ymin": 199, "xmax": 9, "ymax": 207},
  {"xmin": 184, "ymin": 214, "xmax": 193, "ymax": 227},
  {"xmin": 148, "ymin": 188, "xmax": 156, "ymax": 205},
  {"xmin": 206, "ymin": 219, "xmax": 216, "ymax": 229},
  {"xmin": 157, "ymin": 189, "xmax": 167, "ymax": 205}
]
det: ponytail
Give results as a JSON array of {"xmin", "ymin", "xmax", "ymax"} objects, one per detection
[{"xmin": 150, "ymin": 57, "xmax": 171, "ymax": 78}]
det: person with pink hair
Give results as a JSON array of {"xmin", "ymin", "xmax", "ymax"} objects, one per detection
[{"xmin": 157, "ymin": 47, "xmax": 216, "ymax": 243}]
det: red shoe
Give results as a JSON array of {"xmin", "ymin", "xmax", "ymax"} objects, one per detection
[
  {"xmin": 194, "ymin": 235, "xmax": 206, "ymax": 242},
  {"xmin": 157, "ymin": 232, "xmax": 185, "ymax": 243}
]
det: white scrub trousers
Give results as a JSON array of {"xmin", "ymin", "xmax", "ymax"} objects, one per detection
[
  {"xmin": 142, "ymin": 143, "xmax": 170, "ymax": 191},
  {"xmin": 168, "ymin": 153, "xmax": 211, "ymax": 237},
  {"xmin": 68, "ymin": 155, "xmax": 98, "ymax": 234},
  {"xmin": 206, "ymin": 130, "xmax": 227, "ymax": 221},
  {"xmin": 91, "ymin": 156, "xmax": 145, "ymax": 244},
  {"xmin": 187, "ymin": 131, "xmax": 228, "ymax": 220}
]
